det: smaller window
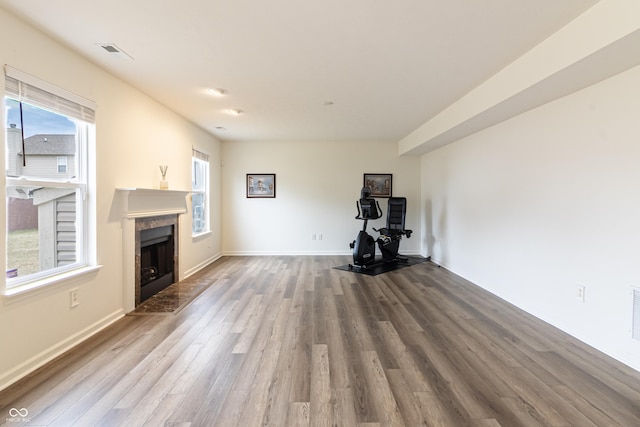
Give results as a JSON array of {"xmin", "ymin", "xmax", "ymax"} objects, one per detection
[
  {"xmin": 57, "ymin": 156, "xmax": 67, "ymax": 173},
  {"xmin": 192, "ymin": 150, "xmax": 210, "ymax": 235}
]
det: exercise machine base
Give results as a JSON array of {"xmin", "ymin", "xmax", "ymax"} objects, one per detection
[{"xmin": 335, "ymin": 255, "xmax": 431, "ymax": 276}]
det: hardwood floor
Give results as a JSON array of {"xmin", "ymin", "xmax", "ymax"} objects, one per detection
[{"xmin": 2, "ymin": 256, "xmax": 640, "ymax": 426}]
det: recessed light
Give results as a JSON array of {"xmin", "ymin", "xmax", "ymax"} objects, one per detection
[
  {"xmin": 226, "ymin": 109, "xmax": 244, "ymax": 116},
  {"xmin": 207, "ymin": 88, "xmax": 228, "ymax": 96},
  {"xmin": 323, "ymin": 101, "xmax": 334, "ymax": 106},
  {"xmin": 215, "ymin": 126, "xmax": 227, "ymax": 131}
]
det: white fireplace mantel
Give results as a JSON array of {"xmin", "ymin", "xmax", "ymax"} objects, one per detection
[{"xmin": 116, "ymin": 187, "xmax": 190, "ymax": 218}]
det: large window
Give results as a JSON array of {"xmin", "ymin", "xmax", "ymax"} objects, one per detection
[
  {"xmin": 4, "ymin": 67, "xmax": 95, "ymax": 289},
  {"xmin": 191, "ymin": 149, "xmax": 209, "ymax": 235}
]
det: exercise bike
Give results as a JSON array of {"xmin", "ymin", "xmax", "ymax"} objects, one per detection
[{"xmin": 349, "ymin": 187, "xmax": 412, "ymax": 270}]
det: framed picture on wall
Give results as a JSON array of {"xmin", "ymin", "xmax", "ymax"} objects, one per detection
[
  {"xmin": 363, "ymin": 173, "xmax": 392, "ymax": 198},
  {"xmin": 247, "ymin": 173, "xmax": 276, "ymax": 198}
]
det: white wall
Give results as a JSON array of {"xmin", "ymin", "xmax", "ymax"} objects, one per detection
[
  {"xmin": 222, "ymin": 140, "xmax": 421, "ymax": 255},
  {"xmin": 0, "ymin": 8, "xmax": 222, "ymax": 390},
  {"xmin": 421, "ymin": 64, "xmax": 640, "ymax": 370}
]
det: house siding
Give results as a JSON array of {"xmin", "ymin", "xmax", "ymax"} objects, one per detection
[{"xmin": 56, "ymin": 195, "xmax": 76, "ymax": 266}]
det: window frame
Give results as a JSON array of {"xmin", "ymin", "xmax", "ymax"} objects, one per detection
[
  {"xmin": 3, "ymin": 67, "xmax": 96, "ymax": 295},
  {"xmin": 57, "ymin": 156, "xmax": 68, "ymax": 173},
  {"xmin": 191, "ymin": 152, "xmax": 210, "ymax": 237}
]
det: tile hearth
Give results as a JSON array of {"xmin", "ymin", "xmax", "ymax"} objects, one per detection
[{"xmin": 132, "ymin": 272, "xmax": 213, "ymax": 314}]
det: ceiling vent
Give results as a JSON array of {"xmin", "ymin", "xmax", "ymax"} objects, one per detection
[{"xmin": 97, "ymin": 43, "xmax": 134, "ymax": 60}]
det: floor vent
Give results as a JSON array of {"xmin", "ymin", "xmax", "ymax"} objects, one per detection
[{"xmin": 633, "ymin": 288, "xmax": 640, "ymax": 341}]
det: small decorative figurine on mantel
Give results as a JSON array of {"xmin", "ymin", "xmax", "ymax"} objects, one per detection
[{"xmin": 159, "ymin": 165, "xmax": 168, "ymax": 190}]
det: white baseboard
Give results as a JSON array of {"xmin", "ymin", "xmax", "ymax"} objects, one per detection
[
  {"xmin": 0, "ymin": 309, "xmax": 124, "ymax": 393},
  {"xmin": 183, "ymin": 252, "xmax": 223, "ymax": 279}
]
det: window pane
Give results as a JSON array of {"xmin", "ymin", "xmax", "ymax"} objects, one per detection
[
  {"xmin": 192, "ymin": 159, "xmax": 205, "ymax": 191},
  {"xmin": 6, "ymin": 186, "xmax": 79, "ymax": 280},
  {"xmin": 5, "ymin": 92, "xmax": 88, "ymax": 287},
  {"xmin": 192, "ymin": 193, "xmax": 205, "ymax": 234},
  {"xmin": 5, "ymin": 97, "xmax": 77, "ymax": 180}
]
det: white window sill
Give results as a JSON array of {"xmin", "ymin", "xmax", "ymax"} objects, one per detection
[
  {"xmin": 2, "ymin": 265, "xmax": 103, "ymax": 304},
  {"xmin": 192, "ymin": 230, "xmax": 212, "ymax": 240}
]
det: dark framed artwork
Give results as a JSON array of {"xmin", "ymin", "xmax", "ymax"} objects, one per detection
[
  {"xmin": 247, "ymin": 173, "xmax": 276, "ymax": 198},
  {"xmin": 363, "ymin": 173, "xmax": 392, "ymax": 198}
]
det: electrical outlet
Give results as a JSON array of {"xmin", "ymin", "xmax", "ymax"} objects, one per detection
[
  {"xmin": 576, "ymin": 284, "xmax": 586, "ymax": 302},
  {"xmin": 317, "ymin": 233, "xmax": 323, "ymax": 240},
  {"xmin": 70, "ymin": 289, "xmax": 79, "ymax": 308},
  {"xmin": 312, "ymin": 233, "xmax": 317, "ymax": 240}
]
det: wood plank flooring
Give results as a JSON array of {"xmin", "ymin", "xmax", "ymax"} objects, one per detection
[{"xmin": 2, "ymin": 256, "xmax": 640, "ymax": 426}]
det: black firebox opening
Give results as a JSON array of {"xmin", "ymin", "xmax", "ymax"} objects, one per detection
[{"xmin": 140, "ymin": 225, "xmax": 175, "ymax": 302}]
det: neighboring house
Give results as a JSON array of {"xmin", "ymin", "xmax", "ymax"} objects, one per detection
[
  {"xmin": 6, "ymin": 125, "xmax": 77, "ymax": 269},
  {"xmin": 6, "ymin": 125, "xmax": 76, "ymax": 179}
]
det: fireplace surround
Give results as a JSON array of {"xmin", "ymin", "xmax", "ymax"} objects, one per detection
[
  {"xmin": 136, "ymin": 215, "xmax": 178, "ymax": 305},
  {"xmin": 117, "ymin": 188, "xmax": 189, "ymax": 312}
]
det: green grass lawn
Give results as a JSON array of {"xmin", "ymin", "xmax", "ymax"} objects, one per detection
[{"xmin": 6, "ymin": 228, "xmax": 39, "ymax": 277}]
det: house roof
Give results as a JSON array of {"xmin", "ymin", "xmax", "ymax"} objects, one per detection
[{"xmin": 22, "ymin": 134, "xmax": 75, "ymax": 155}]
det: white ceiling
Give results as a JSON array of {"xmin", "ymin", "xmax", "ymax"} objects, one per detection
[{"xmin": 0, "ymin": 0, "xmax": 599, "ymax": 143}]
